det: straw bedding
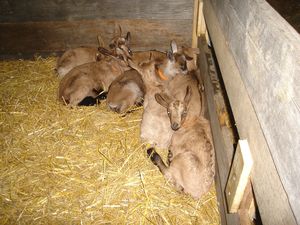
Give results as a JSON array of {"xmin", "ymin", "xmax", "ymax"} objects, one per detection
[{"xmin": 0, "ymin": 57, "xmax": 220, "ymax": 224}]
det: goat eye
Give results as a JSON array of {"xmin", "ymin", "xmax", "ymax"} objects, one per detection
[{"xmin": 167, "ymin": 111, "xmax": 171, "ymax": 115}]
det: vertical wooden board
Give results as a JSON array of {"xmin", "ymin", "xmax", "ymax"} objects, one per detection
[
  {"xmin": 215, "ymin": 162, "xmax": 240, "ymax": 225},
  {"xmin": 203, "ymin": 0, "xmax": 297, "ymax": 224},
  {"xmin": 225, "ymin": 140, "xmax": 253, "ymax": 213},
  {"xmin": 192, "ymin": 0, "xmax": 200, "ymax": 48}
]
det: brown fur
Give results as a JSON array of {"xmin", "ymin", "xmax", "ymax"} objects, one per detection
[
  {"xmin": 156, "ymin": 71, "xmax": 202, "ymax": 130},
  {"xmin": 150, "ymin": 86, "xmax": 215, "ymax": 199},
  {"xmin": 106, "ymin": 50, "xmax": 167, "ymax": 114},
  {"xmin": 58, "ymin": 56, "xmax": 129, "ymax": 107},
  {"xmin": 131, "ymin": 50, "xmax": 166, "ymax": 64},
  {"xmin": 107, "ymin": 69, "xmax": 145, "ymax": 113},
  {"xmin": 56, "ymin": 26, "xmax": 131, "ymax": 78},
  {"xmin": 129, "ymin": 59, "xmax": 173, "ymax": 148},
  {"xmin": 56, "ymin": 47, "xmax": 100, "ymax": 78},
  {"xmin": 58, "ymin": 29, "xmax": 132, "ymax": 107},
  {"xmin": 179, "ymin": 46, "xmax": 200, "ymax": 72},
  {"xmin": 127, "ymin": 42, "xmax": 193, "ymax": 148}
]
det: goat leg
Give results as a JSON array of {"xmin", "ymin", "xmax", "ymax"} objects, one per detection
[{"xmin": 147, "ymin": 148, "xmax": 168, "ymax": 174}]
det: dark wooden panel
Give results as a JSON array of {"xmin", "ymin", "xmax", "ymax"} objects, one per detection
[
  {"xmin": 0, "ymin": 0, "xmax": 193, "ymax": 22},
  {"xmin": 0, "ymin": 19, "xmax": 192, "ymax": 58},
  {"xmin": 204, "ymin": 0, "xmax": 298, "ymax": 224},
  {"xmin": 198, "ymin": 36, "xmax": 239, "ymax": 225}
]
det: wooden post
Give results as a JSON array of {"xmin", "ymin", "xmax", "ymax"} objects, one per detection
[
  {"xmin": 192, "ymin": 0, "xmax": 200, "ymax": 48},
  {"xmin": 225, "ymin": 140, "xmax": 253, "ymax": 213}
]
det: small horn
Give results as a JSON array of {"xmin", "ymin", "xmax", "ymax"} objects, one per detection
[
  {"xmin": 118, "ymin": 25, "xmax": 122, "ymax": 36},
  {"xmin": 98, "ymin": 47, "xmax": 112, "ymax": 56},
  {"xmin": 97, "ymin": 35, "xmax": 105, "ymax": 47}
]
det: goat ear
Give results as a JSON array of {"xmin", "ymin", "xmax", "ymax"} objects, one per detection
[
  {"xmin": 155, "ymin": 93, "xmax": 169, "ymax": 108},
  {"xmin": 170, "ymin": 40, "xmax": 178, "ymax": 53},
  {"xmin": 125, "ymin": 32, "xmax": 131, "ymax": 44},
  {"xmin": 184, "ymin": 85, "xmax": 192, "ymax": 105}
]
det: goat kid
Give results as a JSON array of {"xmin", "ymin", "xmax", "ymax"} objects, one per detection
[
  {"xmin": 126, "ymin": 42, "xmax": 195, "ymax": 148},
  {"xmin": 106, "ymin": 49, "xmax": 167, "ymax": 114},
  {"xmin": 107, "ymin": 69, "xmax": 145, "ymax": 113},
  {"xmin": 148, "ymin": 86, "xmax": 215, "ymax": 199},
  {"xmin": 56, "ymin": 25, "xmax": 130, "ymax": 78},
  {"xmin": 106, "ymin": 40, "xmax": 184, "ymax": 114},
  {"xmin": 58, "ymin": 32, "xmax": 132, "ymax": 107}
]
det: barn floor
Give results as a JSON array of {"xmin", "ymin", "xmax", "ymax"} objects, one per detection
[{"xmin": 0, "ymin": 57, "xmax": 220, "ymax": 224}]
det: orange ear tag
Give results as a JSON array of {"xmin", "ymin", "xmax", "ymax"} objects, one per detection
[{"xmin": 156, "ymin": 69, "xmax": 168, "ymax": 81}]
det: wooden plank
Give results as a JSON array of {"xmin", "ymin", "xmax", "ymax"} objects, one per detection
[
  {"xmin": 192, "ymin": 0, "xmax": 200, "ymax": 48},
  {"xmin": 0, "ymin": 19, "xmax": 192, "ymax": 58},
  {"xmin": 225, "ymin": 140, "xmax": 253, "ymax": 213},
  {"xmin": 0, "ymin": 0, "xmax": 193, "ymax": 22},
  {"xmin": 203, "ymin": 0, "xmax": 298, "ymax": 224},
  {"xmin": 210, "ymin": 0, "xmax": 300, "ymax": 223},
  {"xmin": 198, "ymin": 36, "xmax": 239, "ymax": 225},
  {"xmin": 197, "ymin": 1, "xmax": 206, "ymax": 36},
  {"xmin": 238, "ymin": 181, "xmax": 256, "ymax": 225},
  {"xmin": 215, "ymin": 162, "xmax": 231, "ymax": 225}
]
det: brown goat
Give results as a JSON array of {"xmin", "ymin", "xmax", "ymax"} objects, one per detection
[
  {"xmin": 107, "ymin": 69, "xmax": 145, "ymax": 113},
  {"xmin": 106, "ymin": 49, "xmax": 167, "ymax": 114},
  {"xmin": 58, "ymin": 32, "xmax": 132, "ymax": 107},
  {"xmin": 131, "ymin": 50, "xmax": 165, "ymax": 64},
  {"xmin": 56, "ymin": 47, "xmax": 100, "ymax": 78},
  {"xmin": 128, "ymin": 59, "xmax": 173, "ymax": 148},
  {"xmin": 148, "ymin": 86, "xmax": 215, "ymax": 199},
  {"xmin": 56, "ymin": 26, "xmax": 130, "ymax": 78},
  {"xmin": 127, "ymin": 41, "xmax": 197, "ymax": 148}
]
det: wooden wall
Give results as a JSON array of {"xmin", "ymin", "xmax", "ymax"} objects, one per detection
[
  {"xmin": 203, "ymin": 0, "xmax": 300, "ymax": 224},
  {"xmin": 0, "ymin": 0, "xmax": 194, "ymax": 58}
]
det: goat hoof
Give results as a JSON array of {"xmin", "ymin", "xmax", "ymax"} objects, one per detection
[
  {"xmin": 147, "ymin": 148, "xmax": 161, "ymax": 165},
  {"xmin": 147, "ymin": 148, "xmax": 155, "ymax": 157}
]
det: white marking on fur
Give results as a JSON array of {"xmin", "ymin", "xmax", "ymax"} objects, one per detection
[
  {"xmin": 163, "ymin": 61, "xmax": 178, "ymax": 78},
  {"xmin": 108, "ymin": 103, "xmax": 119, "ymax": 109},
  {"xmin": 123, "ymin": 82, "xmax": 142, "ymax": 98},
  {"xmin": 57, "ymin": 67, "xmax": 70, "ymax": 78}
]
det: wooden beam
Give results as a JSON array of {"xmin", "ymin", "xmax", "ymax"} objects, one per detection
[
  {"xmin": 197, "ymin": 1, "xmax": 206, "ymax": 36},
  {"xmin": 203, "ymin": 0, "xmax": 298, "ymax": 224},
  {"xmin": 0, "ymin": 0, "xmax": 193, "ymax": 22},
  {"xmin": 225, "ymin": 140, "xmax": 253, "ymax": 213},
  {"xmin": 192, "ymin": 0, "xmax": 200, "ymax": 48},
  {"xmin": 0, "ymin": 19, "xmax": 192, "ymax": 58}
]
